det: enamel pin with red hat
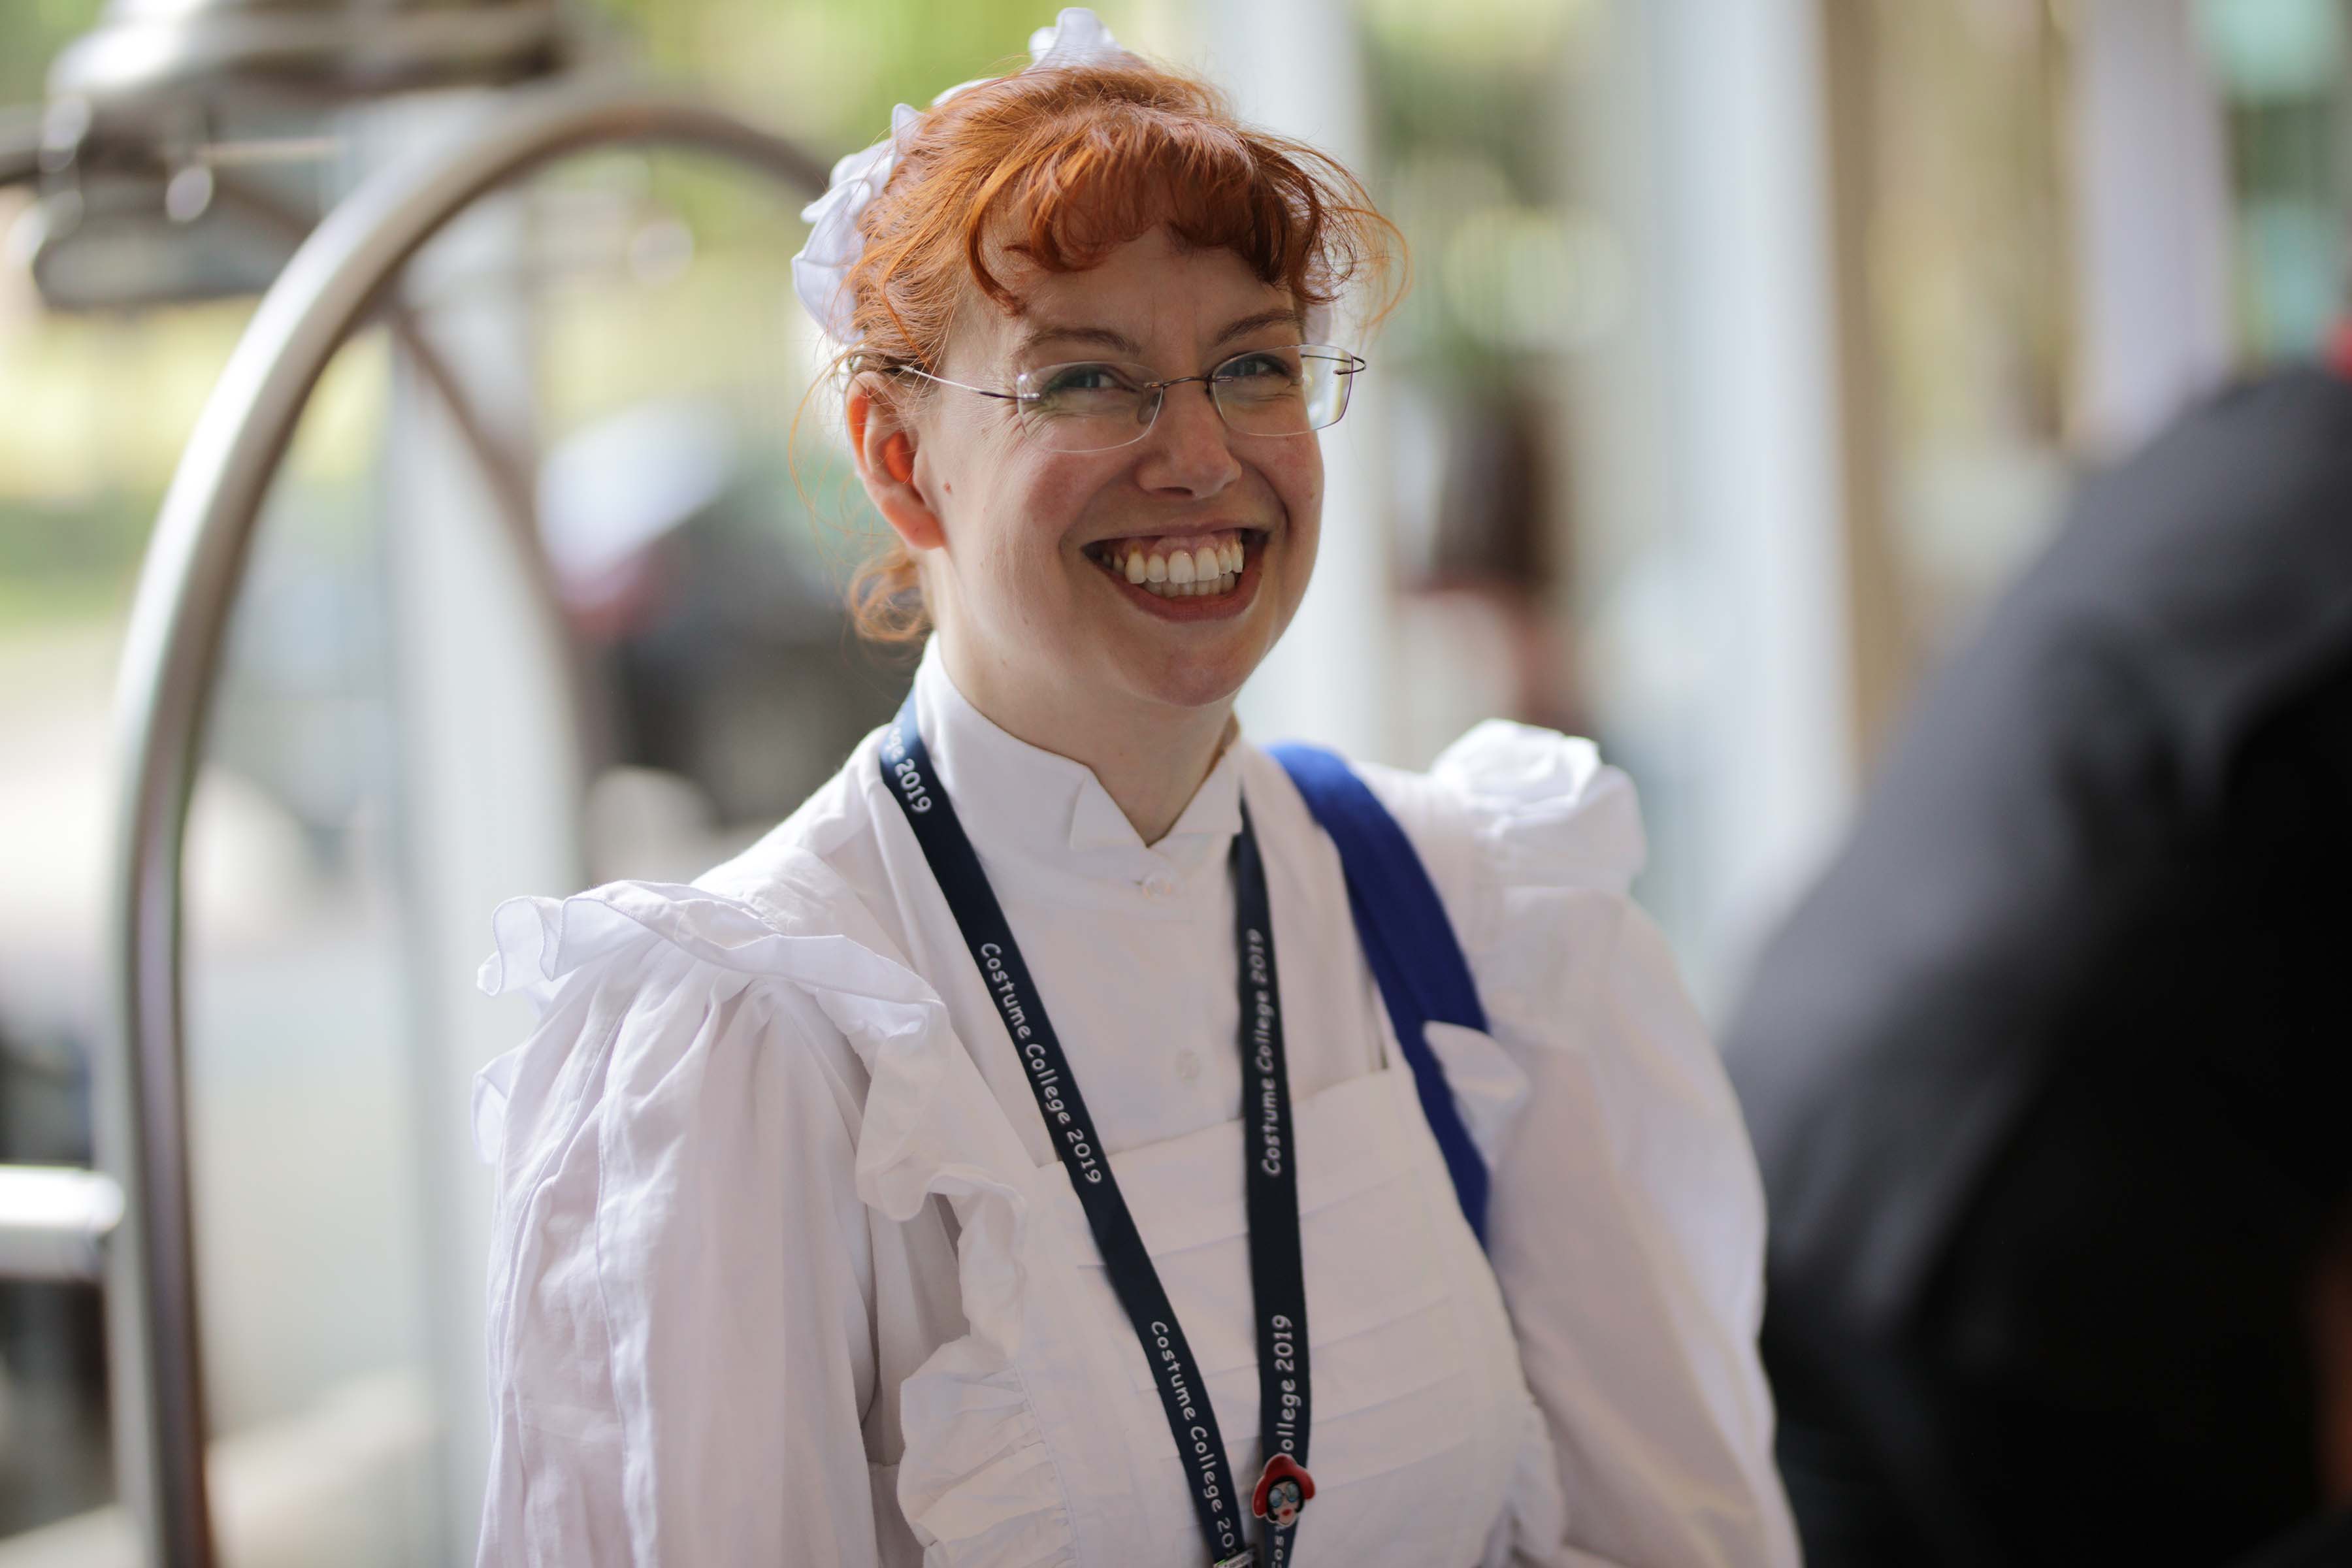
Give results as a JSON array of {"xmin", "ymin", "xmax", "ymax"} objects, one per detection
[{"xmin": 1250, "ymin": 1455, "xmax": 1315, "ymax": 1532}]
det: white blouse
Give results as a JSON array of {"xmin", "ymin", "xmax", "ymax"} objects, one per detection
[{"xmin": 472, "ymin": 641, "xmax": 1798, "ymax": 1567}]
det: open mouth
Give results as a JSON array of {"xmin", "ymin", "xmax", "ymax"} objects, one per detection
[{"xmin": 1081, "ymin": 527, "xmax": 1264, "ymax": 598}]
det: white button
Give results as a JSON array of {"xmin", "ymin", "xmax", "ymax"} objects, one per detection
[
  {"xmin": 1175, "ymin": 1049, "xmax": 1202, "ymax": 1081},
  {"xmin": 1140, "ymin": 873, "xmax": 1178, "ymax": 898}
]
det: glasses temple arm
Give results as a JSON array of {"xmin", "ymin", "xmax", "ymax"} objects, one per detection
[{"xmin": 897, "ymin": 366, "xmax": 1024, "ymax": 403}]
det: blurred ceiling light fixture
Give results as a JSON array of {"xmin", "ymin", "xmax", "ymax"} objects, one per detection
[{"xmin": 0, "ymin": 0, "xmax": 576, "ymax": 310}]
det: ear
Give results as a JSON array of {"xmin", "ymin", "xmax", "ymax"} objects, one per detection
[{"xmin": 846, "ymin": 376, "xmax": 946, "ymax": 553}]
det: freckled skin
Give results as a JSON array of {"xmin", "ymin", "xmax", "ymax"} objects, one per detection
[{"xmin": 848, "ymin": 228, "xmax": 1326, "ymax": 838}]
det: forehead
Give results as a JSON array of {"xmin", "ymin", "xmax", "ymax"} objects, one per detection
[{"xmin": 950, "ymin": 229, "xmax": 1301, "ymax": 368}]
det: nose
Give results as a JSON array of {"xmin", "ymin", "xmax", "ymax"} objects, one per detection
[{"xmin": 1133, "ymin": 377, "xmax": 1242, "ymax": 499}]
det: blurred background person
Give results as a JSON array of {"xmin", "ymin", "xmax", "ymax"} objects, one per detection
[
  {"xmin": 1723, "ymin": 345, "xmax": 2352, "ymax": 1568},
  {"xmin": 1716, "ymin": 5, "xmax": 2352, "ymax": 1562},
  {"xmin": 1, "ymin": 0, "xmax": 2349, "ymax": 1563}
]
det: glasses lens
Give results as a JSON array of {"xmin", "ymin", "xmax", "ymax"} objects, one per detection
[
  {"xmin": 1010, "ymin": 349, "xmax": 1362, "ymax": 451},
  {"xmin": 1211, "ymin": 346, "xmax": 1354, "ymax": 436},
  {"xmin": 1016, "ymin": 361, "xmax": 1157, "ymax": 452}
]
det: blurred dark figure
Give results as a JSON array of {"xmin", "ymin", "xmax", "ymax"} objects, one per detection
[
  {"xmin": 1723, "ymin": 356, "xmax": 2352, "ymax": 1567},
  {"xmin": 1408, "ymin": 385, "xmax": 1588, "ymax": 739}
]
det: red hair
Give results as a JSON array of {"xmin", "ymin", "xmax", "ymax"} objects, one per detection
[{"xmin": 827, "ymin": 52, "xmax": 1402, "ymax": 644}]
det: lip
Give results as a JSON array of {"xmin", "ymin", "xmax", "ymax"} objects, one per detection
[
  {"xmin": 1082, "ymin": 527, "xmax": 1268, "ymax": 623},
  {"xmin": 1082, "ymin": 521, "xmax": 1265, "ymax": 547}
]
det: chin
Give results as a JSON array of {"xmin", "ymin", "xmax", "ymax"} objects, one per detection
[
  {"xmin": 1058, "ymin": 547, "xmax": 1303, "ymax": 715},
  {"xmin": 1115, "ymin": 630, "xmax": 1267, "ymax": 713}
]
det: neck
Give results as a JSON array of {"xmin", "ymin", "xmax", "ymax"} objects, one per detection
[{"xmin": 936, "ymin": 639, "xmax": 1233, "ymax": 846}]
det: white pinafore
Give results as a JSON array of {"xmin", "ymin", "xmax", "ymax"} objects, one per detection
[{"xmin": 891, "ymin": 1042, "xmax": 1559, "ymax": 1567}]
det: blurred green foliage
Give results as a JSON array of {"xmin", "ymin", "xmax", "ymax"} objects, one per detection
[
  {"xmin": 1360, "ymin": 0, "xmax": 1594, "ymax": 384},
  {"xmin": 0, "ymin": 0, "xmax": 97, "ymax": 104},
  {"xmin": 580, "ymin": 0, "xmax": 1145, "ymax": 150},
  {"xmin": 0, "ymin": 494, "xmax": 150, "ymax": 626}
]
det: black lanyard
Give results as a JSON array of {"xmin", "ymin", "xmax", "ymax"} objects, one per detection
[{"xmin": 881, "ymin": 695, "xmax": 1313, "ymax": 1567}]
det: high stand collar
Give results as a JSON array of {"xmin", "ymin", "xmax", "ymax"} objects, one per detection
[{"xmin": 908, "ymin": 638, "xmax": 1246, "ymax": 892}]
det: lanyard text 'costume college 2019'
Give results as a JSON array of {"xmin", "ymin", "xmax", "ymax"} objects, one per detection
[{"xmin": 881, "ymin": 697, "xmax": 1313, "ymax": 1567}]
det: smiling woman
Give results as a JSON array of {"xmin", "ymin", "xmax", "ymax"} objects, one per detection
[
  {"xmin": 818, "ymin": 35, "xmax": 1397, "ymax": 837},
  {"xmin": 851, "ymin": 229, "xmax": 1342, "ymax": 838},
  {"xmin": 813, "ymin": 25, "xmax": 1401, "ymax": 841},
  {"xmin": 471, "ymin": 11, "xmax": 1799, "ymax": 1568}
]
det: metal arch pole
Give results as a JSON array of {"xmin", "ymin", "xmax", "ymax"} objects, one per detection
[
  {"xmin": 205, "ymin": 165, "xmax": 571, "ymax": 632},
  {"xmin": 103, "ymin": 78, "xmax": 829, "ymax": 1568}
]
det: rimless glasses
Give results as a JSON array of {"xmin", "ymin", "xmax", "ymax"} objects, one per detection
[{"xmin": 886, "ymin": 344, "xmax": 1367, "ymax": 454}]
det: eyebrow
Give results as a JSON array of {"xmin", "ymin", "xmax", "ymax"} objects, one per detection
[
  {"xmin": 1014, "ymin": 322, "xmax": 1147, "ymax": 357},
  {"xmin": 1012, "ymin": 306, "xmax": 1309, "ymax": 361},
  {"xmin": 1210, "ymin": 308, "xmax": 1309, "ymax": 348}
]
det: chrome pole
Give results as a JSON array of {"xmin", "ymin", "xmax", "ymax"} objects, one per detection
[{"xmin": 103, "ymin": 77, "xmax": 827, "ymax": 1567}]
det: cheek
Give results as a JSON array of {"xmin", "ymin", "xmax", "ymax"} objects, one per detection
[
  {"xmin": 1004, "ymin": 459, "xmax": 1107, "ymax": 557},
  {"xmin": 957, "ymin": 442, "xmax": 1070, "ymax": 552},
  {"xmin": 961, "ymin": 468, "xmax": 1096, "ymax": 614},
  {"xmin": 1275, "ymin": 446, "xmax": 1324, "ymax": 533}
]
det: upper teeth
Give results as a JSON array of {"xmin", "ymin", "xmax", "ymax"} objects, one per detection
[{"xmin": 1096, "ymin": 534, "xmax": 1249, "ymax": 598}]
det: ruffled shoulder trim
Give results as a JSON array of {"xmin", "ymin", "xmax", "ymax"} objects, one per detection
[
  {"xmin": 1422, "ymin": 719, "xmax": 1645, "ymax": 893},
  {"xmin": 1335, "ymin": 724, "xmax": 1654, "ymax": 1157},
  {"xmin": 477, "ymin": 818, "xmax": 1079, "ymax": 1561},
  {"xmin": 474, "ymin": 857, "xmax": 1039, "ymax": 1334},
  {"xmin": 478, "ymin": 874, "xmax": 926, "ymax": 1005}
]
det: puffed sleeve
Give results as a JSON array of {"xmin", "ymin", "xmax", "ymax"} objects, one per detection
[
  {"xmin": 1366, "ymin": 723, "xmax": 1799, "ymax": 1568},
  {"xmin": 470, "ymin": 881, "xmax": 936, "ymax": 1567}
]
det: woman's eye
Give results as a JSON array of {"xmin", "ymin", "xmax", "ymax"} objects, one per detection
[
  {"xmin": 1218, "ymin": 351, "xmax": 1299, "ymax": 384},
  {"xmin": 1039, "ymin": 364, "xmax": 1136, "ymax": 396}
]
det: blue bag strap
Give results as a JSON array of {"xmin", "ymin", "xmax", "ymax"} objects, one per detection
[{"xmin": 1267, "ymin": 742, "xmax": 1491, "ymax": 1248}]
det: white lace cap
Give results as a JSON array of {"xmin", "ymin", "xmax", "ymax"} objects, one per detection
[{"xmin": 791, "ymin": 8, "xmax": 1128, "ymax": 346}]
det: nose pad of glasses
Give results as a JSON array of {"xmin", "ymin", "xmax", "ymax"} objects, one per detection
[{"xmin": 1145, "ymin": 379, "xmax": 1218, "ymax": 434}]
